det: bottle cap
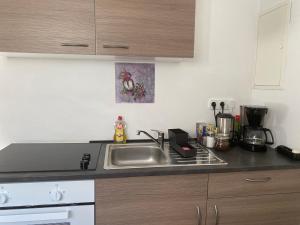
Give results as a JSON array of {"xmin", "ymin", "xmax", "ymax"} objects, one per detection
[{"xmin": 118, "ymin": 116, "xmax": 123, "ymax": 120}]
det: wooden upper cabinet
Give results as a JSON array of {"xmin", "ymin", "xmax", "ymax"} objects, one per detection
[
  {"xmin": 0, "ymin": 0, "xmax": 196, "ymax": 57},
  {"xmin": 95, "ymin": 0, "xmax": 196, "ymax": 58},
  {"xmin": 0, "ymin": 0, "xmax": 95, "ymax": 54}
]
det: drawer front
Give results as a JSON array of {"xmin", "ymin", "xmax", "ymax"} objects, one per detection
[
  {"xmin": 208, "ymin": 169, "xmax": 300, "ymax": 198},
  {"xmin": 96, "ymin": 174, "xmax": 208, "ymax": 200}
]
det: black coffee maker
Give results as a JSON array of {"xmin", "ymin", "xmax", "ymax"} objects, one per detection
[{"xmin": 240, "ymin": 106, "xmax": 274, "ymax": 152}]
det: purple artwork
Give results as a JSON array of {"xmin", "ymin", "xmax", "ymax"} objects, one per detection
[{"xmin": 115, "ymin": 63, "xmax": 155, "ymax": 103}]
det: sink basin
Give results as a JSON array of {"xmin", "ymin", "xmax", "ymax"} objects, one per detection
[
  {"xmin": 104, "ymin": 143, "xmax": 168, "ymax": 169},
  {"xmin": 104, "ymin": 143, "xmax": 228, "ymax": 170}
]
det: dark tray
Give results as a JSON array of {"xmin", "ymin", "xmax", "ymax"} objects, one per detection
[
  {"xmin": 170, "ymin": 143, "xmax": 197, "ymax": 158},
  {"xmin": 276, "ymin": 145, "xmax": 300, "ymax": 160}
]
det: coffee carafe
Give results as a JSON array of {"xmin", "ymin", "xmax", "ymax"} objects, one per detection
[{"xmin": 240, "ymin": 106, "xmax": 274, "ymax": 151}]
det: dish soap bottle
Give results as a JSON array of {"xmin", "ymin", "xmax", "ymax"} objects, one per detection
[{"xmin": 113, "ymin": 116, "xmax": 127, "ymax": 144}]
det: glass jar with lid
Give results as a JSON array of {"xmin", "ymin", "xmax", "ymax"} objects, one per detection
[{"xmin": 215, "ymin": 134, "xmax": 230, "ymax": 151}]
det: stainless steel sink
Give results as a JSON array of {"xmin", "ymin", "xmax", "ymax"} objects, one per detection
[
  {"xmin": 104, "ymin": 143, "xmax": 227, "ymax": 170},
  {"xmin": 108, "ymin": 144, "xmax": 168, "ymax": 167}
]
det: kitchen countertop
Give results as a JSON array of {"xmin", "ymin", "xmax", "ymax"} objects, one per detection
[{"xmin": 0, "ymin": 142, "xmax": 300, "ymax": 183}]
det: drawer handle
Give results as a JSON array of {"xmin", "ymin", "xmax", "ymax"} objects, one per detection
[
  {"xmin": 0, "ymin": 210, "xmax": 69, "ymax": 223},
  {"xmin": 214, "ymin": 205, "xmax": 219, "ymax": 225},
  {"xmin": 61, "ymin": 43, "xmax": 89, "ymax": 47},
  {"xmin": 103, "ymin": 44, "xmax": 129, "ymax": 49},
  {"xmin": 196, "ymin": 206, "xmax": 202, "ymax": 225},
  {"xmin": 245, "ymin": 177, "xmax": 272, "ymax": 183}
]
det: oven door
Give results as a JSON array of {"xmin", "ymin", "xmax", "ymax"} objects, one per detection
[{"xmin": 0, "ymin": 205, "xmax": 94, "ymax": 225}]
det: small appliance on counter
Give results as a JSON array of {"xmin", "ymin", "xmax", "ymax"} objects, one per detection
[
  {"xmin": 215, "ymin": 112, "xmax": 235, "ymax": 138},
  {"xmin": 168, "ymin": 129, "xmax": 197, "ymax": 158},
  {"xmin": 240, "ymin": 105, "xmax": 274, "ymax": 152},
  {"xmin": 215, "ymin": 113, "xmax": 235, "ymax": 150},
  {"xmin": 276, "ymin": 145, "xmax": 300, "ymax": 160}
]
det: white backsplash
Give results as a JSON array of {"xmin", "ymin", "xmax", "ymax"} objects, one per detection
[{"xmin": 0, "ymin": 0, "xmax": 259, "ymax": 149}]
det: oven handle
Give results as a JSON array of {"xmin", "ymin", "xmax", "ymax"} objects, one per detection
[{"xmin": 0, "ymin": 210, "xmax": 69, "ymax": 223}]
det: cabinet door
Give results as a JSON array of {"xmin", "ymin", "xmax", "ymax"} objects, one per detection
[
  {"xmin": 97, "ymin": 197, "xmax": 205, "ymax": 225},
  {"xmin": 207, "ymin": 193, "xmax": 300, "ymax": 225},
  {"xmin": 96, "ymin": 175, "xmax": 207, "ymax": 225},
  {"xmin": 95, "ymin": 0, "xmax": 195, "ymax": 58},
  {"xmin": 0, "ymin": 0, "xmax": 95, "ymax": 54},
  {"xmin": 255, "ymin": 3, "xmax": 289, "ymax": 87}
]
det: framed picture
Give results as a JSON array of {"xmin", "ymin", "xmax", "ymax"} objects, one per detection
[{"xmin": 115, "ymin": 63, "xmax": 155, "ymax": 103}]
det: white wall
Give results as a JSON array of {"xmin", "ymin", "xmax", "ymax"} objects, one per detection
[
  {"xmin": 252, "ymin": 0, "xmax": 300, "ymax": 148},
  {"xmin": 260, "ymin": 0, "xmax": 288, "ymax": 11},
  {"xmin": 0, "ymin": 0, "xmax": 259, "ymax": 149}
]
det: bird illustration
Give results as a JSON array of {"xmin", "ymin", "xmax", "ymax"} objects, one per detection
[{"xmin": 119, "ymin": 69, "xmax": 135, "ymax": 92}]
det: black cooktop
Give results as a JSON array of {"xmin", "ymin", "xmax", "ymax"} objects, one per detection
[{"xmin": 0, "ymin": 143, "xmax": 101, "ymax": 173}]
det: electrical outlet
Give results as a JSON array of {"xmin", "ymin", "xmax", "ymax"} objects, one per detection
[{"xmin": 208, "ymin": 98, "xmax": 236, "ymax": 111}]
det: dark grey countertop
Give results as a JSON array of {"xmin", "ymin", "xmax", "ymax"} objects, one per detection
[{"xmin": 0, "ymin": 142, "xmax": 300, "ymax": 183}]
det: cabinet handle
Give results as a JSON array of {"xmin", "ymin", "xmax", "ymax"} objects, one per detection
[
  {"xmin": 103, "ymin": 44, "xmax": 129, "ymax": 49},
  {"xmin": 196, "ymin": 206, "xmax": 202, "ymax": 225},
  {"xmin": 245, "ymin": 177, "xmax": 272, "ymax": 183},
  {"xmin": 214, "ymin": 205, "xmax": 219, "ymax": 225},
  {"xmin": 61, "ymin": 43, "xmax": 89, "ymax": 47}
]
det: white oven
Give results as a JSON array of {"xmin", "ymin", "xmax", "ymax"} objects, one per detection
[
  {"xmin": 0, "ymin": 205, "xmax": 93, "ymax": 225},
  {"xmin": 0, "ymin": 180, "xmax": 94, "ymax": 225}
]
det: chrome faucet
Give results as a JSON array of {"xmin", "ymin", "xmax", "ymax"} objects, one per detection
[{"xmin": 137, "ymin": 130, "xmax": 165, "ymax": 150}]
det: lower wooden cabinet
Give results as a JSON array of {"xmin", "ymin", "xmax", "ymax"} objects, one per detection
[
  {"xmin": 96, "ymin": 197, "xmax": 205, "ymax": 225},
  {"xmin": 95, "ymin": 171, "xmax": 300, "ymax": 225},
  {"xmin": 206, "ymin": 193, "xmax": 300, "ymax": 225},
  {"xmin": 96, "ymin": 175, "xmax": 207, "ymax": 225}
]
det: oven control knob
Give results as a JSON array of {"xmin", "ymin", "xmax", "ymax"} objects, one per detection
[
  {"xmin": 0, "ymin": 193, "xmax": 8, "ymax": 204},
  {"xmin": 50, "ymin": 189, "xmax": 63, "ymax": 202}
]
